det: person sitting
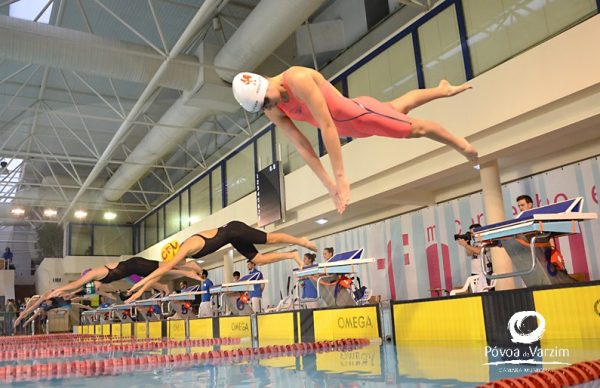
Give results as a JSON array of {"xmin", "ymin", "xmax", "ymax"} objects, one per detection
[{"xmin": 300, "ymin": 253, "xmax": 319, "ymax": 309}]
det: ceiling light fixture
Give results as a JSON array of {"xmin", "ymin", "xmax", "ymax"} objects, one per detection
[
  {"xmin": 103, "ymin": 211, "xmax": 117, "ymax": 220},
  {"xmin": 43, "ymin": 209, "xmax": 57, "ymax": 217},
  {"xmin": 74, "ymin": 210, "xmax": 88, "ymax": 219},
  {"xmin": 315, "ymin": 218, "xmax": 328, "ymax": 225}
]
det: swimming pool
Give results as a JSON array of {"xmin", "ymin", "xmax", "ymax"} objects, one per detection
[{"xmin": 2, "ymin": 336, "xmax": 599, "ymax": 386}]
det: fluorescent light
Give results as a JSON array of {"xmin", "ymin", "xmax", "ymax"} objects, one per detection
[
  {"xmin": 43, "ymin": 209, "xmax": 57, "ymax": 217},
  {"xmin": 190, "ymin": 216, "xmax": 199, "ymax": 224},
  {"xmin": 11, "ymin": 208, "xmax": 25, "ymax": 215},
  {"xmin": 74, "ymin": 210, "xmax": 88, "ymax": 219},
  {"xmin": 103, "ymin": 211, "xmax": 117, "ymax": 220},
  {"xmin": 315, "ymin": 218, "xmax": 328, "ymax": 225}
]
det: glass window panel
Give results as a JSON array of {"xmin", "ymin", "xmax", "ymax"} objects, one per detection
[
  {"xmin": 181, "ymin": 190, "xmax": 189, "ymax": 229},
  {"xmin": 157, "ymin": 208, "xmax": 164, "ymax": 241},
  {"xmin": 165, "ymin": 196, "xmax": 181, "ymax": 236},
  {"xmin": 145, "ymin": 213, "xmax": 157, "ymax": 249},
  {"xmin": 211, "ymin": 167, "xmax": 223, "ymax": 212},
  {"xmin": 190, "ymin": 177, "xmax": 210, "ymax": 225},
  {"xmin": 418, "ymin": 4, "xmax": 466, "ymax": 87},
  {"xmin": 256, "ymin": 130, "xmax": 273, "ymax": 171},
  {"xmin": 226, "ymin": 145, "xmax": 255, "ymax": 204},
  {"xmin": 70, "ymin": 224, "xmax": 91, "ymax": 255},
  {"xmin": 275, "ymin": 121, "xmax": 319, "ymax": 174},
  {"xmin": 348, "ymin": 35, "xmax": 418, "ymax": 101},
  {"xmin": 463, "ymin": 0, "xmax": 596, "ymax": 75},
  {"xmin": 93, "ymin": 225, "xmax": 133, "ymax": 256},
  {"xmin": 138, "ymin": 222, "xmax": 145, "ymax": 252}
]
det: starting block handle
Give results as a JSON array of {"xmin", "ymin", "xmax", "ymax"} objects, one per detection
[{"xmin": 482, "ymin": 233, "xmax": 543, "ymax": 280}]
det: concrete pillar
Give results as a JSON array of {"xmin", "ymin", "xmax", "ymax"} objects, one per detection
[
  {"xmin": 223, "ymin": 249, "xmax": 234, "ymax": 283},
  {"xmin": 480, "ymin": 160, "xmax": 516, "ymax": 290}
]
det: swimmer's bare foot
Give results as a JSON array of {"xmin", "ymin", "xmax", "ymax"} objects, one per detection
[
  {"xmin": 462, "ymin": 143, "xmax": 479, "ymax": 163},
  {"xmin": 300, "ymin": 237, "xmax": 317, "ymax": 252},
  {"xmin": 439, "ymin": 79, "xmax": 472, "ymax": 97}
]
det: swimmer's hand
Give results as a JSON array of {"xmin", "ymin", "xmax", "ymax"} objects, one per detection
[
  {"xmin": 124, "ymin": 289, "xmax": 143, "ymax": 304},
  {"xmin": 334, "ymin": 176, "xmax": 350, "ymax": 214}
]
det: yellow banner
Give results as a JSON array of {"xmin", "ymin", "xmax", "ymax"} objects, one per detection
[
  {"xmin": 102, "ymin": 324, "xmax": 111, "ymax": 336},
  {"xmin": 135, "ymin": 322, "xmax": 148, "ymax": 339},
  {"xmin": 393, "ymin": 297, "xmax": 486, "ymax": 342},
  {"xmin": 82, "ymin": 325, "xmax": 89, "ymax": 335},
  {"xmin": 121, "ymin": 323, "xmax": 132, "ymax": 337},
  {"xmin": 316, "ymin": 345, "xmax": 381, "ymax": 375},
  {"xmin": 257, "ymin": 313, "xmax": 295, "ymax": 346},
  {"xmin": 313, "ymin": 306, "xmax": 379, "ymax": 341},
  {"xmin": 94, "ymin": 325, "xmax": 101, "ymax": 335},
  {"xmin": 111, "ymin": 323, "xmax": 121, "ymax": 337},
  {"xmin": 148, "ymin": 321, "xmax": 162, "ymax": 338},
  {"xmin": 189, "ymin": 318, "xmax": 213, "ymax": 339},
  {"xmin": 534, "ymin": 284, "xmax": 600, "ymax": 341},
  {"xmin": 168, "ymin": 320, "xmax": 186, "ymax": 339},
  {"xmin": 219, "ymin": 316, "xmax": 251, "ymax": 339}
]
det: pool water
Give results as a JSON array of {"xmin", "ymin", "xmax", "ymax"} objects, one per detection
[{"xmin": 3, "ymin": 339, "xmax": 600, "ymax": 387}]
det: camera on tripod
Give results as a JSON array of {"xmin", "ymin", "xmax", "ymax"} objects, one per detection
[{"xmin": 453, "ymin": 231, "xmax": 472, "ymax": 241}]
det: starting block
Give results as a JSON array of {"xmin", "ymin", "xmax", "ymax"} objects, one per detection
[{"xmin": 474, "ymin": 197, "xmax": 597, "ymax": 286}]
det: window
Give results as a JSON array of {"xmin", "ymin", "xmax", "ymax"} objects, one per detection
[
  {"xmin": 463, "ymin": 0, "xmax": 597, "ymax": 75},
  {"xmin": 211, "ymin": 167, "xmax": 223, "ymax": 211},
  {"xmin": 418, "ymin": 4, "xmax": 466, "ymax": 87},
  {"xmin": 226, "ymin": 145, "xmax": 255, "ymax": 204},
  {"xmin": 190, "ymin": 177, "xmax": 210, "ymax": 224},
  {"xmin": 94, "ymin": 225, "xmax": 133, "ymax": 256}
]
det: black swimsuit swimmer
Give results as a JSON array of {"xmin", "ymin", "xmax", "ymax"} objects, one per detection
[
  {"xmin": 190, "ymin": 221, "xmax": 267, "ymax": 262},
  {"xmin": 100, "ymin": 256, "xmax": 159, "ymax": 284}
]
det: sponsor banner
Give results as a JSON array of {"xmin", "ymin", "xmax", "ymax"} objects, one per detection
[
  {"xmin": 82, "ymin": 325, "xmax": 88, "ymax": 335},
  {"xmin": 393, "ymin": 297, "xmax": 486, "ymax": 342},
  {"xmin": 313, "ymin": 306, "xmax": 379, "ymax": 341},
  {"xmin": 219, "ymin": 316, "xmax": 251, "ymax": 339},
  {"xmin": 134, "ymin": 322, "xmax": 147, "ymax": 339},
  {"xmin": 111, "ymin": 323, "xmax": 121, "ymax": 337},
  {"xmin": 168, "ymin": 320, "xmax": 186, "ymax": 339},
  {"xmin": 101, "ymin": 324, "xmax": 111, "ymax": 336},
  {"xmin": 257, "ymin": 312, "xmax": 295, "ymax": 346},
  {"xmin": 189, "ymin": 318, "xmax": 214, "ymax": 339},
  {"xmin": 121, "ymin": 323, "xmax": 132, "ymax": 337},
  {"xmin": 148, "ymin": 321, "xmax": 162, "ymax": 338},
  {"xmin": 533, "ymin": 283, "xmax": 600, "ymax": 341}
]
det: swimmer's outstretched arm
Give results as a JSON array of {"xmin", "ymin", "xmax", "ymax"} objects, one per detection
[
  {"xmin": 14, "ymin": 294, "xmax": 47, "ymax": 327},
  {"xmin": 49, "ymin": 269, "xmax": 103, "ymax": 298},
  {"xmin": 266, "ymin": 71, "xmax": 349, "ymax": 214},
  {"xmin": 126, "ymin": 239, "xmax": 198, "ymax": 302}
]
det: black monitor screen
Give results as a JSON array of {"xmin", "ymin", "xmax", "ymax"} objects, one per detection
[{"xmin": 256, "ymin": 162, "xmax": 285, "ymax": 227}]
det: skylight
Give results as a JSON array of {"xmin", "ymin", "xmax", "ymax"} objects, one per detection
[
  {"xmin": 0, "ymin": 158, "xmax": 24, "ymax": 204},
  {"xmin": 9, "ymin": 0, "xmax": 53, "ymax": 24}
]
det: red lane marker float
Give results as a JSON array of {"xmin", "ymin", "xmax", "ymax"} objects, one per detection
[{"xmin": 2, "ymin": 338, "xmax": 378, "ymax": 383}]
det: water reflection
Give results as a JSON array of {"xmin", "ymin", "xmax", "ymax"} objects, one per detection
[{"xmin": 8, "ymin": 340, "xmax": 600, "ymax": 387}]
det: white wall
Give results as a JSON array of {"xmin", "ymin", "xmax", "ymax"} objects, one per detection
[{"xmin": 0, "ymin": 270, "xmax": 15, "ymax": 300}]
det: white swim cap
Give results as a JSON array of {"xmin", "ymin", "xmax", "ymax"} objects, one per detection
[{"xmin": 232, "ymin": 72, "xmax": 268, "ymax": 113}]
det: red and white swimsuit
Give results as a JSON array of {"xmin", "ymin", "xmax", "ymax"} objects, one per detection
[{"xmin": 276, "ymin": 72, "xmax": 413, "ymax": 139}]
